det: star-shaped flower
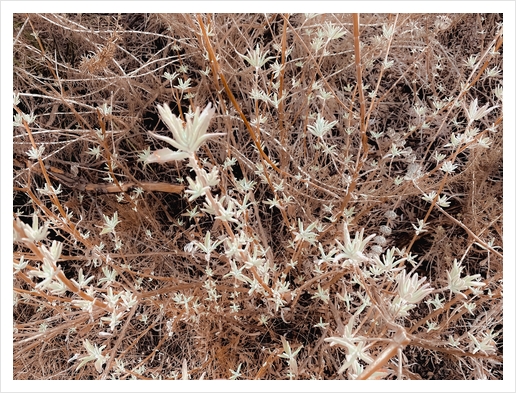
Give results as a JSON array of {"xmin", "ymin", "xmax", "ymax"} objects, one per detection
[{"xmin": 147, "ymin": 103, "xmax": 225, "ymax": 163}]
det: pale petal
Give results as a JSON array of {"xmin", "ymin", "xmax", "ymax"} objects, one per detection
[
  {"xmin": 157, "ymin": 104, "xmax": 184, "ymax": 139},
  {"xmin": 148, "ymin": 131, "xmax": 183, "ymax": 152},
  {"xmin": 147, "ymin": 148, "xmax": 190, "ymax": 163},
  {"xmin": 151, "ymin": 102, "xmax": 222, "ymax": 155}
]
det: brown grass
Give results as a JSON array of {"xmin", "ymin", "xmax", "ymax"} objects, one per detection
[{"xmin": 12, "ymin": 13, "xmax": 503, "ymax": 381}]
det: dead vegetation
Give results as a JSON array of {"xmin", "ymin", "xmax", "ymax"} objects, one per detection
[{"xmin": 13, "ymin": 13, "xmax": 502, "ymax": 381}]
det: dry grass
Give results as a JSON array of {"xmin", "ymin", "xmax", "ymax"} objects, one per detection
[{"xmin": 12, "ymin": 13, "xmax": 503, "ymax": 381}]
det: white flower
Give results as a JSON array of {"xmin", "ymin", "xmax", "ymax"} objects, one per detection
[
  {"xmin": 476, "ymin": 136, "xmax": 492, "ymax": 149},
  {"xmin": 87, "ymin": 146, "xmax": 101, "ymax": 159},
  {"xmin": 237, "ymin": 44, "xmax": 274, "ymax": 71},
  {"xmin": 395, "ymin": 270, "xmax": 433, "ymax": 304},
  {"xmin": 484, "ymin": 66, "xmax": 501, "ymax": 78},
  {"xmin": 436, "ymin": 194, "xmax": 451, "ymax": 207},
  {"xmin": 98, "ymin": 266, "xmax": 117, "ymax": 285},
  {"xmin": 463, "ymin": 54, "xmax": 478, "ymax": 68},
  {"xmin": 14, "ymin": 112, "xmax": 36, "ymax": 126},
  {"xmin": 37, "ymin": 183, "xmax": 62, "ymax": 196},
  {"xmin": 229, "ymin": 363, "xmax": 243, "ymax": 380},
  {"xmin": 214, "ymin": 198, "xmax": 238, "ymax": 224},
  {"xmin": 175, "ymin": 77, "xmax": 192, "ymax": 92},
  {"xmin": 137, "ymin": 146, "xmax": 152, "ymax": 164},
  {"xmin": 102, "ymin": 287, "xmax": 121, "ymax": 309},
  {"xmin": 14, "ymin": 214, "xmax": 48, "ymax": 243},
  {"xmin": 440, "ymin": 161, "xmax": 458, "ymax": 174},
  {"xmin": 446, "ymin": 259, "xmax": 485, "ymax": 298},
  {"xmin": 382, "ymin": 23, "xmax": 395, "ymax": 39},
  {"xmin": 148, "ymin": 103, "xmax": 224, "ymax": 162},
  {"xmin": 333, "ymin": 223, "xmax": 375, "ymax": 266},
  {"xmin": 163, "ymin": 71, "xmax": 179, "ymax": 81},
  {"xmin": 70, "ymin": 268, "xmax": 95, "ymax": 289},
  {"xmin": 370, "ymin": 247, "xmax": 404, "ymax": 275},
  {"xmin": 468, "ymin": 330, "xmax": 498, "ymax": 355},
  {"xmin": 292, "ymin": 219, "xmax": 319, "ymax": 246},
  {"xmin": 101, "ymin": 309, "xmax": 125, "ymax": 331},
  {"xmin": 76, "ymin": 339, "xmax": 110, "ymax": 373},
  {"xmin": 204, "ymin": 166, "xmax": 221, "ymax": 187},
  {"xmin": 28, "ymin": 250, "xmax": 59, "ymax": 291},
  {"xmin": 423, "ymin": 192, "xmax": 451, "ymax": 208},
  {"xmin": 121, "ymin": 290, "xmax": 138, "ymax": 309},
  {"xmin": 322, "ymin": 22, "xmax": 346, "ymax": 40},
  {"xmin": 325, "ymin": 317, "xmax": 373, "ymax": 374},
  {"xmin": 307, "ymin": 113, "xmax": 338, "ymax": 138},
  {"xmin": 184, "ymin": 176, "xmax": 209, "ymax": 201},
  {"xmin": 278, "ymin": 336, "xmax": 303, "ymax": 369},
  {"xmin": 464, "ymin": 98, "xmax": 498, "ymax": 124},
  {"xmin": 412, "ymin": 219, "xmax": 429, "ymax": 236},
  {"xmin": 389, "ymin": 270, "xmax": 434, "ymax": 318},
  {"xmin": 194, "ymin": 231, "xmax": 223, "ymax": 262},
  {"xmin": 13, "ymin": 256, "xmax": 28, "ymax": 273},
  {"xmin": 100, "ymin": 211, "xmax": 121, "ymax": 235},
  {"xmin": 422, "ymin": 191, "xmax": 437, "ymax": 203},
  {"xmin": 146, "ymin": 148, "xmax": 190, "ymax": 164},
  {"xmin": 72, "ymin": 299, "xmax": 94, "ymax": 313},
  {"xmin": 26, "ymin": 145, "xmax": 45, "ymax": 160}
]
